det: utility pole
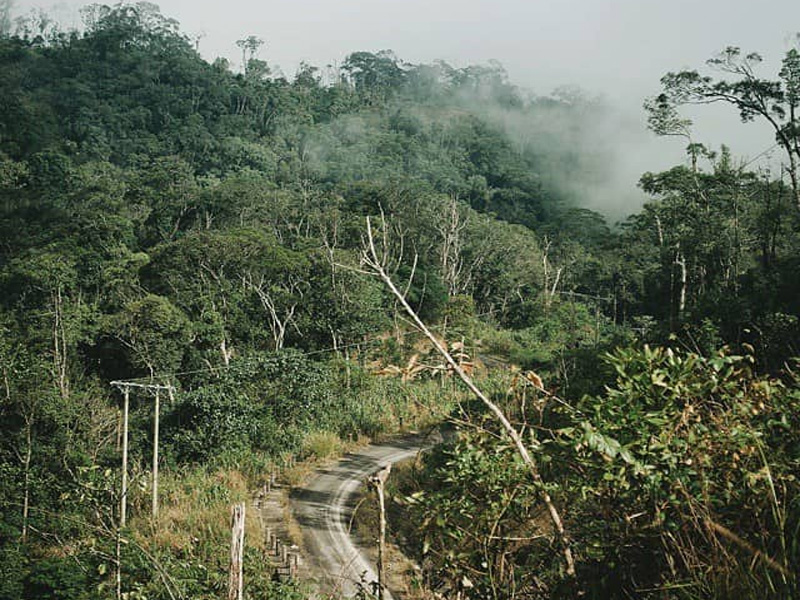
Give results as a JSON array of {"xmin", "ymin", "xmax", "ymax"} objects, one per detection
[
  {"xmin": 110, "ymin": 381, "xmax": 175, "ymax": 526},
  {"xmin": 119, "ymin": 386, "xmax": 130, "ymax": 527},
  {"xmin": 152, "ymin": 389, "xmax": 160, "ymax": 519}
]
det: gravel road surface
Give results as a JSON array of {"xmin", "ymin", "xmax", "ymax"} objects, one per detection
[{"xmin": 290, "ymin": 432, "xmax": 440, "ymax": 598}]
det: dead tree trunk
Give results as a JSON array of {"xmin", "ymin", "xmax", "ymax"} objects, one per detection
[
  {"xmin": 20, "ymin": 413, "xmax": 33, "ymax": 543},
  {"xmin": 437, "ymin": 195, "xmax": 468, "ymax": 296},
  {"xmin": 361, "ymin": 217, "xmax": 576, "ymax": 577},
  {"xmin": 675, "ymin": 246, "xmax": 687, "ymax": 321},
  {"xmin": 245, "ymin": 274, "xmax": 302, "ymax": 351},
  {"xmin": 52, "ymin": 286, "xmax": 69, "ymax": 399}
]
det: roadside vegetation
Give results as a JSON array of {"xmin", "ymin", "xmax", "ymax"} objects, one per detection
[{"xmin": 0, "ymin": 3, "xmax": 798, "ymax": 598}]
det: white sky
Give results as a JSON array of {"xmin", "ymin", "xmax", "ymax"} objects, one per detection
[
  {"xmin": 13, "ymin": 0, "xmax": 800, "ymax": 216},
  {"xmin": 26, "ymin": 0, "xmax": 795, "ymax": 103}
]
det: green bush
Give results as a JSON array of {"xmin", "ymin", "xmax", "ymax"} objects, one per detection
[
  {"xmin": 23, "ymin": 557, "xmax": 93, "ymax": 600},
  {"xmin": 165, "ymin": 384, "xmax": 263, "ymax": 462},
  {"xmin": 399, "ymin": 346, "xmax": 800, "ymax": 599}
]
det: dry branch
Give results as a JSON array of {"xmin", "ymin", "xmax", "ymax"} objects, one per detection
[{"xmin": 361, "ymin": 216, "xmax": 576, "ymax": 577}]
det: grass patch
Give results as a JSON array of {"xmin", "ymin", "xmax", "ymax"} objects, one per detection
[{"xmin": 301, "ymin": 430, "xmax": 344, "ymax": 461}]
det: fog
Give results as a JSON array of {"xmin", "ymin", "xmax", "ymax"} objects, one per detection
[{"xmin": 10, "ymin": 0, "xmax": 800, "ymax": 219}]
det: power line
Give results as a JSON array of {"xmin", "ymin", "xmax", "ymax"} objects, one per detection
[
  {"xmin": 109, "ymin": 298, "xmax": 544, "ymax": 385},
  {"xmin": 114, "ymin": 320, "xmax": 454, "ymax": 385},
  {"xmin": 741, "ymin": 142, "xmax": 780, "ymax": 170}
]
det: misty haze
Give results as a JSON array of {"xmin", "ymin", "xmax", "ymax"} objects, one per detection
[{"xmin": 1, "ymin": 1, "xmax": 799, "ymax": 599}]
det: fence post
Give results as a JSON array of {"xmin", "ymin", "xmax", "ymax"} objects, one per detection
[
  {"xmin": 228, "ymin": 502, "xmax": 245, "ymax": 600},
  {"xmin": 369, "ymin": 464, "xmax": 391, "ymax": 600}
]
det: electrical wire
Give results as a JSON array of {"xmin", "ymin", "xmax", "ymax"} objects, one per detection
[
  {"xmin": 110, "ymin": 298, "xmax": 538, "ymax": 385},
  {"xmin": 741, "ymin": 142, "xmax": 780, "ymax": 169}
]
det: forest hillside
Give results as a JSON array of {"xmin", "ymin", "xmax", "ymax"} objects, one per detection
[{"xmin": 0, "ymin": 4, "xmax": 799, "ymax": 599}]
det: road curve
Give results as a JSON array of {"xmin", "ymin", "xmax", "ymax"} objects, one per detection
[{"xmin": 290, "ymin": 432, "xmax": 440, "ymax": 598}]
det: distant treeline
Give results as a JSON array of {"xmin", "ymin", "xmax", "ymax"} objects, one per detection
[{"xmin": 0, "ymin": 3, "xmax": 799, "ymax": 598}]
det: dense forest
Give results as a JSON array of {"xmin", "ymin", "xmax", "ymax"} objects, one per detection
[{"xmin": 0, "ymin": 3, "xmax": 798, "ymax": 599}]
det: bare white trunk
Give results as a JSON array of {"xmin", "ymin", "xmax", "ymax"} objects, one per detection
[
  {"xmin": 675, "ymin": 248, "xmax": 687, "ymax": 319},
  {"xmin": 362, "ymin": 217, "xmax": 576, "ymax": 577},
  {"xmin": 437, "ymin": 196, "xmax": 468, "ymax": 296},
  {"xmin": 245, "ymin": 275, "xmax": 302, "ymax": 351},
  {"xmin": 542, "ymin": 237, "xmax": 551, "ymax": 294},
  {"xmin": 220, "ymin": 338, "xmax": 233, "ymax": 366},
  {"xmin": 550, "ymin": 267, "xmax": 563, "ymax": 298},
  {"xmin": 21, "ymin": 416, "xmax": 32, "ymax": 543},
  {"xmin": 52, "ymin": 286, "xmax": 69, "ymax": 399},
  {"xmin": 655, "ymin": 215, "xmax": 664, "ymax": 247}
]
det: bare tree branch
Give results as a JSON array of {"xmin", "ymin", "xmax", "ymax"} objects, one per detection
[{"xmin": 361, "ymin": 215, "xmax": 576, "ymax": 577}]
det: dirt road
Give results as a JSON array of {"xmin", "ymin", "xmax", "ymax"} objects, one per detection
[{"xmin": 290, "ymin": 432, "xmax": 440, "ymax": 598}]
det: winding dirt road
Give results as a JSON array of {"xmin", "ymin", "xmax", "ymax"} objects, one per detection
[{"xmin": 290, "ymin": 432, "xmax": 440, "ymax": 598}]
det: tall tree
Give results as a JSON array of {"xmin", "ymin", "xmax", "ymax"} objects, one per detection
[
  {"xmin": 649, "ymin": 40, "xmax": 800, "ymax": 206},
  {"xmin": 0, "ymin": 0, "xmax": 12, "ymax": 37}
]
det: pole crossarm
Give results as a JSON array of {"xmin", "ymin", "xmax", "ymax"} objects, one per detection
[{"xmin": 110, "ymin": 381, "xmax": 175, "ymax": 392}]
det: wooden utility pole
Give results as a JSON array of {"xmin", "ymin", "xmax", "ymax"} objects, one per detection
[
  {"xmin": 228, "ymin": 502, "xmax": 246, "ymax": 600},
  {"xmin": 110, "ymin": 381, "xmax": 175, "ymax": 526},
  {"xmin": 369, "ymin": 464, "xmax": 391, "ymax": 600},
  {"xmin": 120, "ymin": 386, "xmax": 130, "ymax": 527},
  {"xmin": 152, "ymin": 389, "xmax": 160, "ymax": 519}
]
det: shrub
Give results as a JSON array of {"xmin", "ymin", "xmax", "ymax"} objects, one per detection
[
  {"xmin": 301, "ymin": 430, "xmax": 343, "ymax": 461},
  {"xmin": 399, "ymin": 346, "xmax": 800, "ymax": 599}
]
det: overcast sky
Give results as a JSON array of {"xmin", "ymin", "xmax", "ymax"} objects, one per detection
[{"xmin": 12, "ymin": 0, "xmax": 800, "ymax": 216}]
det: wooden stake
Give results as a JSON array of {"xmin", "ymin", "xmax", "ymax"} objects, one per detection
[
  {"xmin": 369, "ymin": 464, "xmax": 391, "ymax": 600},
  {"xmin": 376, "ymin": 482, "xmax": 386, "ymax": 599},
  {"xmin": 228, "ymin": 502, "xmax": 245, "ymax": 600}
]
